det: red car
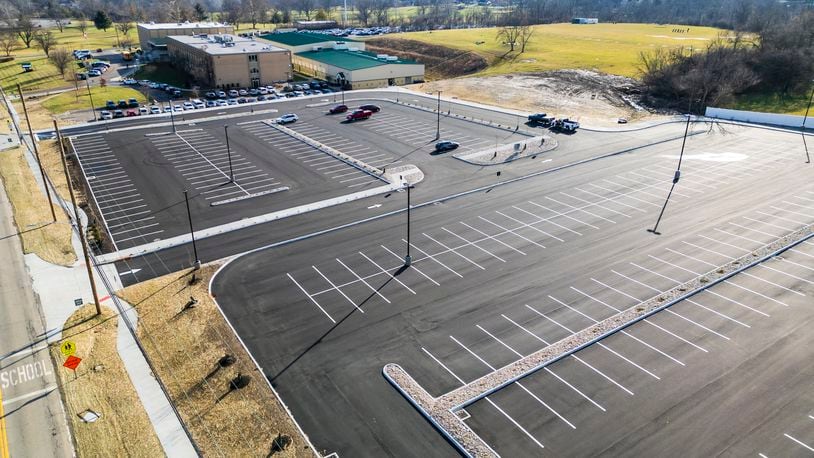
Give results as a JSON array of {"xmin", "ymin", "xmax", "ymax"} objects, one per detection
[
  {"xmin": 126, "ymin": 109, "xmax": 138, "ymax": 117},
  {"xmin": 329, "ymin": 104, "xmax": 348, "ymax": 114},
  {"xmin": 346, "ymin": 109, "xmax": 372, "ymax": 121}
]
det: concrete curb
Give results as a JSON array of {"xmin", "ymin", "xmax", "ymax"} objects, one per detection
[{"xmin": 384, "ymin": 222, "xmax": 813, "ymax": 457}]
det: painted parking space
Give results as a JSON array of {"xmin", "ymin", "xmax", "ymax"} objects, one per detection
[
  {"xmin": 148, "ymin": 130, "xmax": 286, "ymax": 202},
  {"xmin": 71, "ymin": 135, "xmax": 163, "ymax": 249},
  {"xmin": 363, "ymin": 111, "xmax": 499, "ymax": 154},
  {"xmin": 240, "ymin": 122, "xmax": 385, "ymax": 189}
]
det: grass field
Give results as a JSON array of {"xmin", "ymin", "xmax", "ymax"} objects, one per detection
[
  {"xmin": 726, "ymin": 90, "xmax": 814, "ymax": 116},
  {"xmin": 42, "ymin": 86, "xmax": 146, "ymax": 113},
  {"xmin": 392, "ymin": 23, "xmax": 727, "ymax": 78},
  {"xmin": 0, "ymin": 22, "xmax": 122, "ymax": 93}
]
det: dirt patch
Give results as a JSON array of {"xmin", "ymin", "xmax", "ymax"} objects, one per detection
[
  {"xmin": 50, "ymin": 303, "xmax": 164, "ymax": 458},
  {"xmin": 409, "ymin": 70, "xmax": 673, "ymax": 127},
  {"xmin": 118, "ymin": 265, "xmax": 312, "ymax": 458},
  {"xmin": 366, "ymin": 38, "xmax": 487, "ymax": 80}
]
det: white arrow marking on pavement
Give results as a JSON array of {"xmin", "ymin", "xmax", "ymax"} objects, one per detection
[
  {"xmin": 367, "ymin": 204, "xmax": 382, "ymax": 209},
  {"xmin": 119, "ymin": 268, "xmax": 142, "ymax": 276}
]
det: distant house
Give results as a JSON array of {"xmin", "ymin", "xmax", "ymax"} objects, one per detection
[{"xmin": 572, "ymin": 18, "xmax": 599, "ymax": 24}]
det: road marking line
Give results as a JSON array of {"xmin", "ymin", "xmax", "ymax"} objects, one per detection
[
  {"xmin": 739, "ymin": 271, "xmax": 806, "ymax": 296},
  {"xmin": 779, "ymin": 258, "xmax": 814, "ymax": 273},
  {"xmin": 742, "ymin": 216, "xmax": 796, "ymax": 233},
  {"xmin": 573, "ymin": 286, "xmax": 708, "ymax": 353},
  {"xmin": 771, "ymin": 205, "xmax": 814, "ymax": 220},
  {"xmin": 496, "ymin": 210, "xmax": 565, "ymax": 242},
  {"xmin": 403, "ymin": 240, "xmax": 463, "ymax": 278},
  {"xmin": 0, "ymin": 385, "xmax": 57, "ymax": 406},
  {"xmin": 527, "ymin": 201, "xmax": 599, "ymax": 230},
  {"xmin": 724, "ymin": 280, "xmax": 789, "ymax": 307},
  {"xmin": 474, "ymin": 326, "xmax": 577, "ymax": 429},
  {"xmin": 422, "ymin": 347, "xmax": 546, "ymax": 450},
  {"xmin": 512, "ymin": 205, "xmax": 582, "ymax": 236},
  {"xmin": 541, "ymin": 310, "xmax": 661, "ymax": 379},
  {"xmin": 560, "ymin": 191, "xmax": 631, "ymax": 218},
  {"xmin": 359, "ymin": 252, "xmax": 416, "ymax": 294},
  {"xmin": 0, "ymin": 386, "xmax": 8, "ymax": 458},
  {"xmin": 758, "ymin": 264, "xmax": 814, "ymax": 285},
  {"xmin": 478, "ymin": 216, "xmax": 544, "ymax": 250},
  {"xmin": 729, "ymin": 222, "xmax": 782, "ymax": 239},
  {"xmin": 576, "ymin": 187, "xmax": 648, "ymax": 212},
  {"xmin": 442, "ymin": 227, "xmax": 505, "ymax": 262},
  {"xmin": 287, "ymin": 273, "xmax": 336, "ymax": 323},
  {"xmin": 312, "ymin": 266, "xmax": 364, "ymax": 313},
  {"xmin": 336, "ymin": 258, "xmax": 391, "ymax": 304},
  {"xmin": 685, "ymin": 298, "xmax": 752, "ymax": 327},
  {"xmin": 110, "ymin": 222, "xmax": 160, "ymax": 236},
  {"xmin": 115, "ymin": 230, "xmax": 164, "ymax": 244},
  {"xmin": 423, "ymin": 233, "xmax": 484, "ymax": 270},
  {"xmin": 380, "ymin": 245, "xmax": 439, "ymax": 286},
  {"xmin": 461, "ymin": 220, "xmax": 526, "ymax": 255},
  {"xmin": 784, "ymin": 433, "xmax": 814, "ymax": 452},
  {"xmin": 546, "ymin": 196, "xmax": 615, "ymax": 224}
]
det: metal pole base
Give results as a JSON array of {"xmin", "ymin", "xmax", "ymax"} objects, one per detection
[
  {"xmin": 646, "ymin": 229, "xmax": 661, "ymax": 235},
  {"xmin": 404, "ymin": 255, "xmax": 412, "ymax": 267},
  {"xmin": 193, "ymin": 260, "xmax": 201, "ymax": 270}
]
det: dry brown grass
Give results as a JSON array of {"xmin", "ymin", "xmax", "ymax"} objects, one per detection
[
  {"xmin": 0, "ymin": 145, "xmax": 76, "ymax": 265},
  {"xmin": 118, "ymin": 265, "xmax": 312, "ymax": 458},
  {"xmin": 13, "ymin": 95, "xmax": 82, "ymax": 132},
  {"xmin": 50, "ymin": 303, "xmax": 164, "ymax": 458}
]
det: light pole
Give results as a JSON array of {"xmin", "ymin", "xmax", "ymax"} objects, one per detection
[
  {"xmin": 435, "ymin": 90, "xmax": 441, "ymax": 140},
  {"xmin": 224, "ymin": 125, "xmax": 234, "ymax": 181},
  {"xmin": 85, "ymin": 78, "xmax": 97, "ymax": 121},
  {"xmin": 184, "ymin": 190, "xmax": 201, "ymax": 269},
  {"xmin": 801, "ymin": 82, "xmax": 813, "ymax": 164},
  {"xmin": 168, "ymin": 101, "xmax": 177, "ymax": 132},
  {"xmin": 404, "ymin": 183, "xmax": 413, "ymax": 266},
  {"xmin": 648, "ymin": 110, "xmax": 692, "ymax": 235}
]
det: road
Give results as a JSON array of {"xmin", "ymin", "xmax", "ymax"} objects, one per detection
[
  {"xmin": 0, "ymin": 184, "xmax": 72, "ymax": 458},
  {"xmin": 211, "ymin": 123, "xmax": 814, "ymax": 456}
]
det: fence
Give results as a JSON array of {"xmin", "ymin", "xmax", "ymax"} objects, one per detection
[{"xmin": 705, "ymin": 107, "xmax": 814, "ymax": 129}]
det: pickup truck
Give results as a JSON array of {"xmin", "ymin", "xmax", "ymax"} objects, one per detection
[
  {"xmin": 346, "ymin": 109, "xmax": 372, "ymax": 121},
  {"xmin": 553, "ymin": 118, "xmax": 580, "ymax": 132},
  {"xmin": 528, "ymin": 112, "xmax": 555, "ymax": 127}
]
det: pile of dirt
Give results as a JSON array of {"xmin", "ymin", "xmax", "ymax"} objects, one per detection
[
  {"xmin": 410, "ymin": 69, "xmax": 673, "ymax": 127},
  {"xmin": 365, "ymin": 38, "xmax": 488, "ymax": 80}
]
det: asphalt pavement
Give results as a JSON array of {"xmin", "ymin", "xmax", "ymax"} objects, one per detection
[{"xmin": 211, "ymin": 124, "xmax": 814, "ymax": 456}]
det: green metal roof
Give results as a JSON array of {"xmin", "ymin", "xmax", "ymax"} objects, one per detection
[
  {"xmin": 259, "ymin": 32, "xmax": 357, "ymax": 46},
  {"xmin": 296, "ymin": 49, "xmax": 418, "ymax": 70}
]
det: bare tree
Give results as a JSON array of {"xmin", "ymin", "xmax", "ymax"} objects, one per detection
[
  {"xmin": 116, "ymin": 21, "xmax": 133, "ymax": 37},
  {"xmin": 371, "ymin": 0, "xmax": 391, "ymax": 25},
  {"xmin": 221, "ymin": 0, "xmax": 243, "ymax": 26},
  {"xmin": 244, "ymin": 0, "xmax": 262, "ymax": 29},
  {"xmin": 15, "ymin": 15, "xmax": 35, "ymax": 48},
  {"xmin": 48, "ymin": 47, "xmax": 72, "ymax": 77},
  {"xmin": 48, "ymin": 5, "xmax": 68, "ymax": 33},
  {"xmin": 128, "ymin": 2, "xmax": 146, "ymax": 22},
  {"xmin": 0, "ymin": 30, "xmax": 17, "ymax": 56},
  {"xmin": 77, "ymin": 17, "xmax": 88, "ymax": 36},
  {"xmin": 496, "ymin": 25, "xmax": 520, "ymax": 53},
  {"xmin": 355, "ymin": 0, "xmax": 374, "ymax": 25},
  {"xmin": 34, "ymin": 30, "xmax": 57, "ymax": 56},
  {"xmin": 120, "ymin": 36, "xmax": 133, "ymax": 51},
  {"xmin": 295, "ymin": 0, "xmax": 316, "ymax": 20},
  {"xmin": 517, "ymin": 25, "xmax": 533, "ymax": 53}
]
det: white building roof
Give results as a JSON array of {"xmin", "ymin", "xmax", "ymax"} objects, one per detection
[
  {"xmin": 138, "ymin": 21, "xmax": 230, "ymax": 30},
  {"xmin": 167, "ymin": 34, "xmax": 288, "ymax": 56}
]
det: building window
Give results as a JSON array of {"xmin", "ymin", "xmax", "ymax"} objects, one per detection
[
  {"xmin": 250, "ymin": 67, "xmax": 259, "ymax": 74},
  {"xmin": 248, "ymin": 54, "xmax": 258, "ymax": 61}
]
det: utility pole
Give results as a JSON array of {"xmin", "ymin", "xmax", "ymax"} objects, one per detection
[
  {"xmin": 55, "ymin": 120, "xmax": 101, "ymax": 315},
  {"xmin": 85, "ymin": 78, "xmax": 98, "ymax": 121},
  {"xmin": 404, "ymin": 183, "xmax": 413, "ymax": 266},
  {"xmin": 435, "ymin": 91, "xmax": 441, "ymax": 140},
  {"xmin": 801, "ymin": 83, "xmax": 813, "ymax": 164},
  {"xmin": 18, "ymin": 84, "xmax": 56, "ymax": 223},
  {"xmin": 224, "ymin": 125, "xmax": 234, "ymax": 181},
  {"xmin": 184, "ymin": 190, "xmax": 201, "ymax": 270}
]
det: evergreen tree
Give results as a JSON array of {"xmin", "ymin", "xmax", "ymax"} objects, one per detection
[{"xmin": 93, "ymin": 10, "xmax": 112, "ymax": 31}]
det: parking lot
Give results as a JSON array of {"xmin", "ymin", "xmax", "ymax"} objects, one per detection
[{"xmin": 211, "ymin": 123, "xmax": 813, "ymax": 456}]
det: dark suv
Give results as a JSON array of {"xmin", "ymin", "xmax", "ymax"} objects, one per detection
[{"xmin": 359, "ymin": 104, "xmax": 381, "ymax": 113}]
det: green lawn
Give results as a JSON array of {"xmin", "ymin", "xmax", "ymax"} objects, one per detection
[
  {"xmin": 42, "ymin": 86, "xmax": 146, "ymax": 113},
  {"xmin": 0, "ymin": 21, "xmax": 125, "ymax": 93},
  {"xmin": 723, "ymin": 89, "xmax": 814, "ymax": 116},
  {"xmin": 390, "ymin": 23, "xmax": 727, "ymax": 78},
  {"xmin": 133, "ymin": 63, "xmax": 189, "ymax": 87}
]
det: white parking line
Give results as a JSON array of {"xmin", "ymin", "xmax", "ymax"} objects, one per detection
[
  {"xmin": 560, "ymin": 191, "xmax": 632, "ymax": 218},
  {"xmin": 512, "ymin": 205, "xmax": 582, "ymax": 236},
  {"xmin": 423, "ymin": 233, "xmax": 485, "ymax": 270},
  {"xmin": 404, "ymin": 240, "xmax": 464, "ymax": 278},
  {"xmin": 336, "ymin": 258, "xmax": 391, "ymax": 304},
  {"xmin": 784, "ymin": 433, "xmax": 814, "ymax": 452},
  {"xmin": 359, "ymin": 252, "xmax": 416, "ymax": 294},
  {"xmin": 111, "ymin": 222, "xmax": 160, "ymax": 236},
  {"xmin": 115, "ymin": 229, "xmax": 163, "ymax": 244},
  {"xmin": 528, "ymin": 201, "xmax": 599, "ymax": 230},
  {"xmin": 288, "ymin": 273, "xmax": 336, "ymax": 323},
  {"xmin": 495, "ymin": 210, "xmax": 565, "ymax": 242},
  {"xmin": 312, "ymin": 265, "xmax": 364, "ymax": 314},
  {"xmin": 478, "ymin": 216, "xmax": 545, "ymax": 250},
  {"xmin": 380, "ymin": 244, "xmax": 439, "ymax": 286},
  {"xmin": 442, "ymin": 227, "xmax": 505, "ymax": 262},
  {"xmin": 757, "ymin": 264, "xmax": 814, "ymax": 286},
  {"xmin": 576, "ymin": 187, "xmax": 648, "ymax": 212},
  {"xmin": 546, "ymin": 196, "xmax": 616, "ymax": 224},
  {"xmin": 422, "ymin": 347, "xmax": 546, "ymax": 451}
]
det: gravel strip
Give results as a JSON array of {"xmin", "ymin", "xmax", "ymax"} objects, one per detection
[{"xmin": 385, "ymin": 223, "xmax": 812, "ymax": 456}]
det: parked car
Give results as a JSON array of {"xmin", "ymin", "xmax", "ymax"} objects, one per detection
[
  {"xmin": 205, "ymin": 91, "xmax": 217, "ymax": 98},
  {"xmin": 359, "ymin": 104, "xmax": 381, "ymax": 112},
  {"xmin": 113, "ymin": 109, "xmax": 125, "ymax": 118},
  {"xmin": 76, "ymin": 72, "xmax": 88, "ymax": 80},
  {"xmin": 122, "ymin": 78, "xmax": 137, "ymax": 85},
  {"xmin": 257, "ymin": 95, "xmax": 268, "ymax": 101},
  {"xmin": 228, "ymin": 89, "xmax": 239, "ymax": 97},
  {"xmin": 192, "ymin": 99, "xmax": 205, "ymax": 109},
  {"xmin": 276, "ymin": 113, "xmax": 299, "ymax": 124},
  {"xmin": 87, "ymin": 69, "xmax": 101, "ymax": 77},
  {"xmin": 183, "ymin": 101, "xmax": 195, "ymax": 110},
  {"xmin": 138, "ymin": 106, "xmax": 149, "ymax": 115},
  {"xmin": 206, "ymin": 100, "xmax": 217, "ymax": 107},
  {"xmin": 105, "ymin": 100, "xmax": 116, "ymax": 110},
  {"xmin": 217, "ymin": 90, "xmax": 227, "ymax": 98},
  {"xmin": 217, "ymin": 99, "xmax": 228, "ymax": 106},
  {"xmin": 617, "ymin": 117, "xmax": 628, "ymax": 124},
  {"xmin": 126, "ymin": 109, "xmax": 138, "ymax": 117},
  {"xmin": 238, "ymin": 89, "xmax": 248, "ymax": 96},
  {"xmin": 127, "ymin": 98, "xmax": 139, "ymax": 108},
  {"xmin": 226, "ymin": 98, "xmax": 238, "ymax": 105},
  {"xmin": 434, "ymin": 140, "xmax": 460, "ymax": 152},
  {"xmin": 248, "ymin": 88, "xmax": 259, "ymax": 96},
  {"xmin": 99, "ymin": 110, "xmax": 113, "ymax": 120},
  {"xmin": 171, "ymin": 89, "xmax": 182, "ymax": 98},
  {"xmin": 322, "ymin": 88, "xmax": 333, "ymax": 94},
  {"xmin": 117, "ymin": 100, "xmax": 128, "ymax": 108},
  {"xmin": 258, "ymin": 87, "xmax": 269, "ymax": 95},
  {"xmin": 246, "ymin": 97, "xmax": 257, "ymax": 103},
  {"xmin": 237, "ymin": 97, "xmax": 247, "ymax": 104},
  {"xmin": 173, "ymin": 104, "xmax": 184, "ymax": 112},
  {"xmin": 150, "ymin": 105, "xmax": 161, "ymax": 114},
  {"xmin": 329, "ymin": 104, "xmax": 348, "ymax": 114},
  {"xmin": 148, "ymin": 82, "xmax": 161, "ymax": 89},
  {"xmin": 346, "ymin": 109, "xmax": 372, "ymax": 121}
]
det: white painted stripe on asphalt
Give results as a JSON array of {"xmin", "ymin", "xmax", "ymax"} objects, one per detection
[
  {"xmin": 724, "ymin": 280, "xmax": 790, "ymax": 307},
  {"xmin": 1, "ymin": 385, "xmax": 57, "ymax": 406},
  {"xmin": 114, "ymin": 229, "xmax": 164, "ymax": 244},
  {"xmin": 359, "ymin": 252, "xmax": 416, "ymax": 294},
  {"xmin": 527, "ymin": 201, "xmax": 598, "ymax": 230},
  {"xmin": 442, "ymin": 227, "xmax": 505, "ymax": 262},
  {"xmin": 288, "ymin": 273, "xmax": 336, "ymax": 323},
  {"xmin": 784, "ymin": 433, "xmax": 814, "ymax": 452},
  {"xmin": 462, "ymin": 220, "xmax": 527, "ymax": 255},
  {"xmin": 423, "ymin": 233, "xmax": 484, "ymax": 270},
  {"xmin": 512, "ymin": 205, "xmax": 582, "ymax": 236},
  {"xmin": 478, "ymin": 216, "xmax": 545, "ymax": 250},
  {"xmin": 380, "ymin": 244, "xmax": 439, "ymax": 286},
  {"xmin": 546, "ymin": 196, "xmax": 614, "ymax": 224},
  {"xmin": 560, "ymin": 191, "xmax": 631, "ymax": 218},
  {"xmin": 111, "ymin": 222, "xmax": 159, "ymax": 235},
  {"xmin": 312, "ymin": 265, "xmax": 364, "ymax": 314},
  {"xmin": 404, "ymin": 240, "xmax": 463, "ymax": 278},
  {"xmin": 495, "ymin": 210, "xmax": 565, "ymax": 243},
  {"xmin": 740, "ymin": 272, "xmax": 806, "ymax": 296},
  {"xmin": 336, "ymin": 258, "xmax": 391, "ymax": 304},
  {"xmin": 575, "ymin": 187, "xmax": 648, "ymax": 212},
  {"xmin": 758, "ymin": 264, "xmax": 814, "ymax": 285},
  {"xmin": 685, "ymin": 298, "xmax": 752, "ymax": 327}
]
